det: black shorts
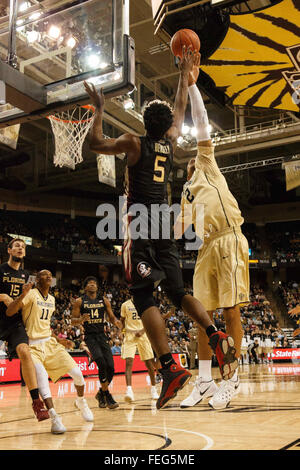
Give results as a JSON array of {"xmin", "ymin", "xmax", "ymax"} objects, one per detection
[
  {"xmin": 123, "ymin": 235, "xmax": 184, "ymax": 292},
  {"xmin": 0, "ymin": 322, "xmax": 29, "ymax": 359},
  {"xmin": 85, "ymin": 332, "xmax": 113, "ymax": 364}
]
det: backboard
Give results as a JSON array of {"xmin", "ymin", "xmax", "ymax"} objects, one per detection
[{"xmin": 0, "ymin": 0, "xmax": 135, "ymax": 127}]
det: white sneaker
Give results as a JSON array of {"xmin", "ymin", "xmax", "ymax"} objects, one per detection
[
  {"xmin": 180, "ymin": 378, "xmax": 219, "ymax": 408},
  {"xmin": 151, "ymin": 386, "xmax": 159, "ymax": 400},
  {"xmin": 51, "ymin": 415, "xmax": 66, "ymax": 434},
  {"xmin": 75, "ymin": 398, "xmax": 94, "ymax": 422},
  {"xmin": 125, "ymin": 388, "xmax": 134, "ymax": 403},
  {"xmin": 208, "ymin": 377, "xmax": 240, "ymax": 410}
]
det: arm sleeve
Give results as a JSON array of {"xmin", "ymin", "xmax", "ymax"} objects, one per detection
[
  {"xmin": 174, "ymin": 193, "xmax": 193, "ymax": 240},
  {"xmin": 188, "ymin": 84, "xmax": 211, "ymax": 142}
]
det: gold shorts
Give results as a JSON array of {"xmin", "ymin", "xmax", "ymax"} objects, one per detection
[
  {"xmin": 121, "ymin": 332, "xmax": 154, "ymax": 361},
  {"xmin": 193, "ymin": 227, "xmax": 250, "ymax": 311},
  {"xmin": 30, "ymin": 337, "xmax": 77, "ymax": 383}
]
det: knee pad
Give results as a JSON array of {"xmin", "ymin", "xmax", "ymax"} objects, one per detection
[
  {"xmin": 132, "ymin": 286, "xmax": 156, "ymax": 317},
  {"xmin": 68, "ymin": 366, "xmax": 85, "ymax": 387},
  {"xmin": 34, "ymin": 362, "xmax": 52, "ymax": 400}
]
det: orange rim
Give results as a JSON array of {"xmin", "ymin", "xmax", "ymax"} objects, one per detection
[{"xmin": 47, "ymin": 104, "xmax": 95, "ymax": 123}]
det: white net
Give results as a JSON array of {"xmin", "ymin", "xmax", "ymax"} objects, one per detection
[{"xmin": 48, "ymin": 106, "xmax": 95, "ymax": 170}]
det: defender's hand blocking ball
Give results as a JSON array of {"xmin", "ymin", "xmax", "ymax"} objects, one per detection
[
  {"xmin": 170, "ymin": 29, "xmax": 201, "ymax": 59},
  {"xmin": 170, "ymin": 29, "xmax": 201, "ymax": 86}
]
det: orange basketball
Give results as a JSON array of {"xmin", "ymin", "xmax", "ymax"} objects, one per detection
[{"xmin": 170, "ymin": 29, "xmax": 200, "ymax": 58}]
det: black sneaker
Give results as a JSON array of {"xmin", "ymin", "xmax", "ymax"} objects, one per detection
[
  {"xmin": 95, "ymin": 389, "xmax": 106, "ymax": 408},
  {"xmin": 104, "ymin": 391, "xmax": 119, "ymax": 409}
]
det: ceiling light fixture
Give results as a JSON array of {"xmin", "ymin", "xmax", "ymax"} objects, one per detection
[
  {"xmin": 19, "ymin": 2, "xmax": 31, "ymax": 12},
  {"xmin": 48, "ymin": 25, "xmax": 61, "ymax": 39}
]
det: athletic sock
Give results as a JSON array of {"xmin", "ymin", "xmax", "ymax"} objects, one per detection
[
  {"xmin": 30, "ymin": 388, "xmax": 39, "ymax": 401},
  {"xmin": 49, "ymin": 408, "xmax": 57, "ymax": 419},
  {"xmin": 159, "ymin": 353, "xmax": 176, "ymax": 369},
  {"xmin": 198, "ymin": 360, "xmax": 213, "ymax": 381},
  {"xmin": 229, "ymin": 370, "xmax": 238, "ymax": 382},
  {"xmin": 206, "ymin": 325, "xmax": 218, "ymax": 338}
]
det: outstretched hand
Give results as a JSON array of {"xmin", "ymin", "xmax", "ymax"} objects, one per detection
[
  {"xmin": 188, "ymin": 52, "xmax": 201, "ymax": 86},
  {"xmin": 288, "ymin": 305, "xmax": 300, "ymax": 317},
  {"xmin": 22, "ymin": 282, "xmax": 33, "ymax": 296},
  {"xmin": 84, "ymin": 81, "xmax": 105, "ymax": 110},
  {"xmin": 178, "ymin": 46, "xmax": 199, "ymax": 76}
]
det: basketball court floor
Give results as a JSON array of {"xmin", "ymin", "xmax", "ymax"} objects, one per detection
[{"xmin": 0, "ymin": 363, "xmax": 300, "ymax": 451}]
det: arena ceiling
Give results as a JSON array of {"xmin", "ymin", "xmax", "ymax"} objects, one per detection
[{"xmin": 0, "ymin": 0, "xmax": 299, "ymax": 213}]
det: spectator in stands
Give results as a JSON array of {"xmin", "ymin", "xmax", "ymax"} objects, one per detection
[{"xmin": 111, "ymin": 339, "xmax": 121, "ymax": 355}]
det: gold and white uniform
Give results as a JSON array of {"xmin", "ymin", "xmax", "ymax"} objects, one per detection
[
  {"xmin": 22, "ymin": 288, "xmax": 77, "ymax": 382},
  {"xmin": 179, "ymin": 145, "xmax": 250, "ymax": 311},
  {"xmin": 121, "ymin": 299, "xmax": 154, "ymax": 361}
]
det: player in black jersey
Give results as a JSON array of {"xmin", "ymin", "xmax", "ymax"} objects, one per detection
[
  {"xmin": 72, "ymin": 276, "xmax": 122, "ymax": 409},
  {"xmin": 84, "ymin": 48, "xmax": 238, "ymax": 409},
  {"xmin": 0, "ymin": 238, "xmax": 49, "ymax": 421}
]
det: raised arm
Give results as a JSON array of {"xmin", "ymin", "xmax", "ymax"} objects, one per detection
[
  {"xmin": 83, "ymin": 82, "xmax": 141, "ymax": 165},
  {"xmin": 166, "ymin": 47, "xmax": 198, "ymax": 146},
  {"xmin": 188, "ymin": 54, "xmax": 212, "ymax": 147}
]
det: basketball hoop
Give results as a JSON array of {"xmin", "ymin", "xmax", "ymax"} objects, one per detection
[{"xmin": 47, "ymin": 105, "xmax": 95, "ymax": 170}]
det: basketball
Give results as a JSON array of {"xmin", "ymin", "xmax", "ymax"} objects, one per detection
[{"xmin": 170, "ymin": 29, "xmax": 200, "ymax": 58}]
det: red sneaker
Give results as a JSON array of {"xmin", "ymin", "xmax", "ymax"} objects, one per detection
[
  {"xmin": 32, "ymin": 398, "xmax": 50, "ymax": 422},
  {"xmin": 156, "ymin": 364, "xmax": 192, "ymax": 410},
  {"xmin": 209, "ymin": 331, "xmax": 238, "ymax": 380}
]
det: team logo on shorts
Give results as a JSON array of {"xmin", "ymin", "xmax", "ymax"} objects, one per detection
[{"xmin": 137, "ymin": 262, "xmax": 152, "ymax": 278}]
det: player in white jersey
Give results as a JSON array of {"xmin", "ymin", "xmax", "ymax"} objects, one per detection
[
  {"xmin": 120, "ymin": 298, "xmax": 159, "ymax": 402},
  {"xmin": 6, "ymin": 270, "xmax": 93, "ymax": 434},
  {"xmin": 175, "ymin": 55, "xmax": 250, "ymax": 410}
]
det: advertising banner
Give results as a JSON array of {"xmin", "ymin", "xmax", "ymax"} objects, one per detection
[{"xmin": 0, "ymin": 353, "xmax": 187, "ymax": 383}]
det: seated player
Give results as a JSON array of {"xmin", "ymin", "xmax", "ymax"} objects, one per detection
[
  {"xmin": 120, "ymin": 297, "xmax": 159, "ymax": 402},
  {"xmin": 6, "ymin": 270, "xmax": 93, "ymax": 434}
]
